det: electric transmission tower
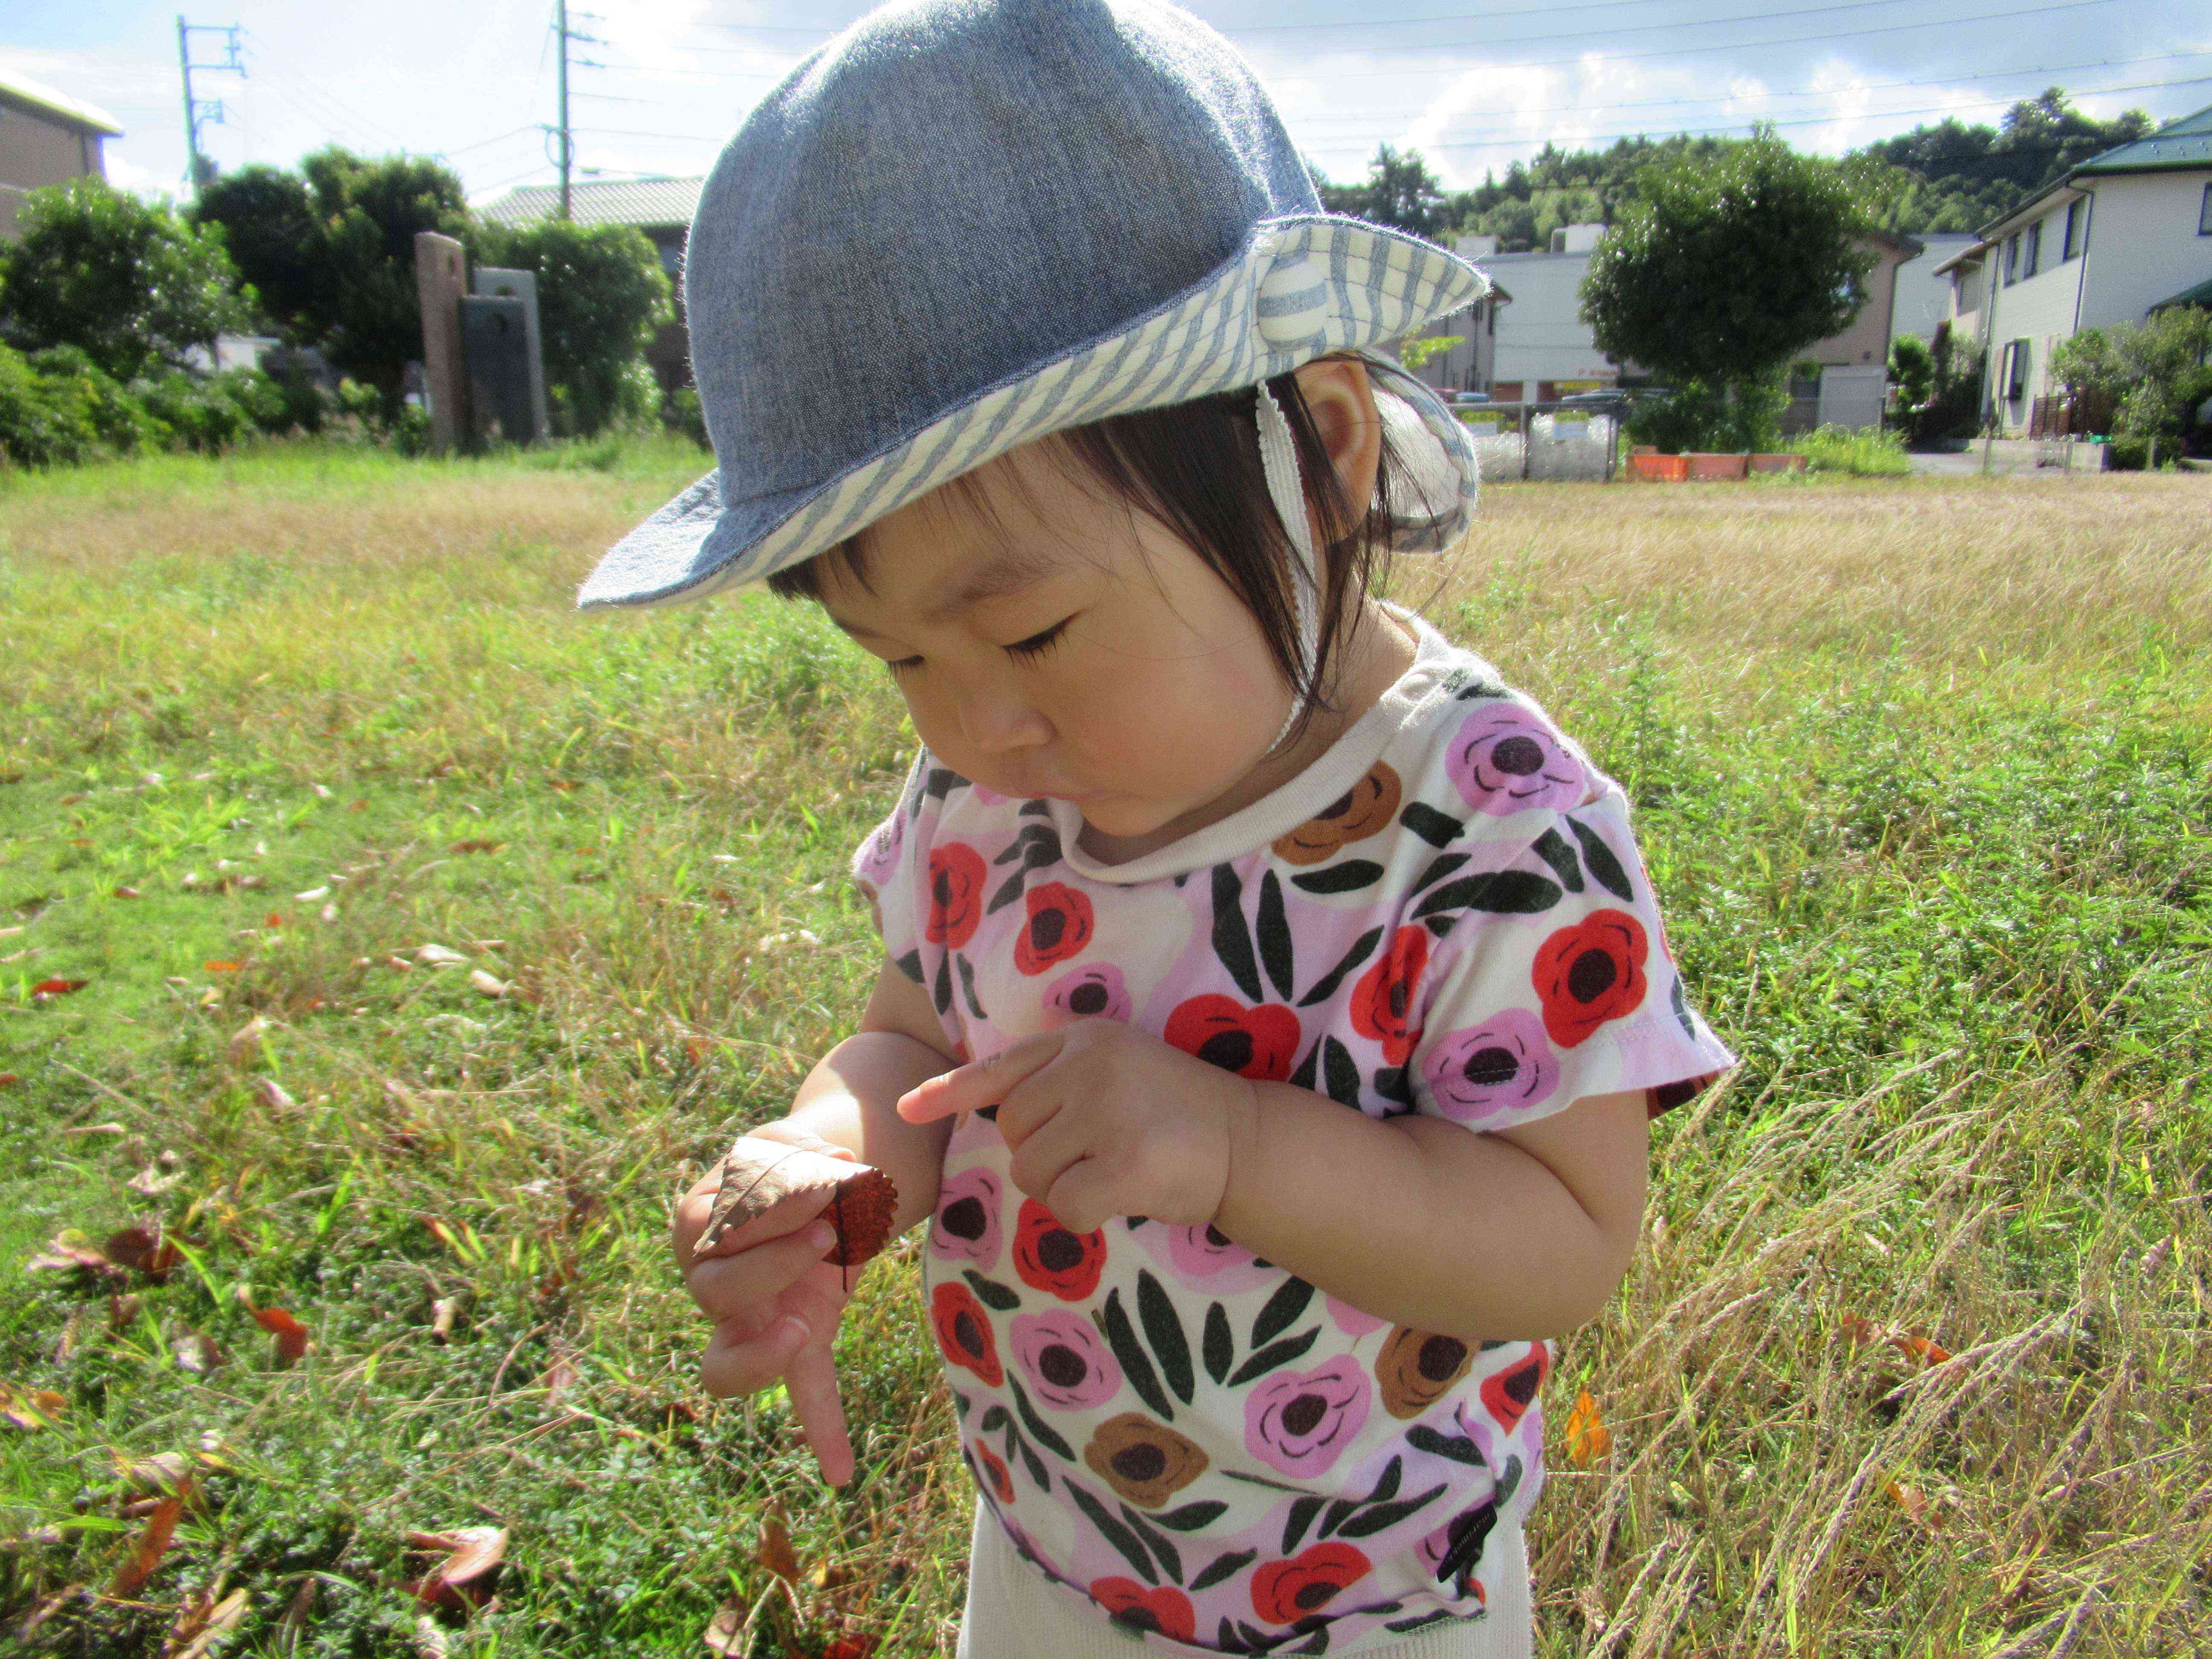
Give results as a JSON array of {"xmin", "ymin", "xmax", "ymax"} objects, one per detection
[{"xmin": 175, "ymin": 15, "xmax": 245, "ymax": 196}]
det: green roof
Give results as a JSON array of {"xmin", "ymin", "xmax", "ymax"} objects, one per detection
[{"xmin": 2073, "ymin": 103, "xmax": 2212, "ymax": 177}]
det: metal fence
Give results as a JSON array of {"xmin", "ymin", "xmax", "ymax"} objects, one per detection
[{"xmin": 1448, "ymin": 398, "xmax": 1626, "ymax": 483}]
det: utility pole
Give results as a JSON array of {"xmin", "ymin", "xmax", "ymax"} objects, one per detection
[
  {"xmin": 175, "ymin": 15, "xmax": 245, "ymax": 198},
  {"xmin": 551, "ymin": 1, "xmax": 605, "ymax": 221}
]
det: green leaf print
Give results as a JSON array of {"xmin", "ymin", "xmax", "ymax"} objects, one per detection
[
  {"xmin": 1410, "ymin": 869, "xmax": 1562, "ymax": 920},
  {"xmin": 1007, "ymin": 1377, "xmax": 1075, "ymax": 1462},
  {"xmin": 1100, "ymin": 1290, "xmax": 1175, "ymax": 1421},
  {"xmin": 1189, "ymin": 1548, "xmax": 1257, "ymax": 1592},
  {"xmin": 895, "ymin": 949, "xmax": 925, "ymax": 985},
  {"xmin": 1150, "ymin": 1500, "xmax": 1230, "ymax": 1532},
  {"xmin": 1568, "ymin": 815, "xmax": 1636, "ymax": 901},
  {"xmin": 1529, "ymin": 827, "xmax": 1586, "ymax": 894},
  {"xmin": 963, "ymin": 1271, "xmax": 1022, "ymax": 1312},
  {"xmin": 1202, "ymin": 1303, "xmax": 1233, "ymax": 1386},
  {"xmin": 956, "ymin": 952, "xmax": 988, "ymax": 1019},
  {"xmin": 1296, "ymin": 925, "xmax": 1383, "ymax": 1008},
  {"xmin": 1136, "ymin": 1271, "xmax": 1195, "ymax": 1406},
  {"xmin": 932, "ymin": 950, "xmax": 953, "ymax": 1015},
  {"xmin": 1256, "ymin": 870, "xmax": 1295, "ymax": 1001},
  {"xmin": 1067, "ymin": 1482, "xmax": 1158, "ymax": 1586},
  {"xmin": 1334, "ymin": 1485, "xmax": 1449, "ymax": 1539},
  {"xmin": 1211, "ymin": 863, "xmax": 1263, "ymax": 1002},
  {"xmin": 1281, "ymin": 1494, "xmax": 1327, "ymax": 1554},
  {"xmin": 1321, "ymin": 1036, "xmax": 1362, "ymax": 1107},
  {"xmin": 1119, "ymin": 1504, "xmax": 1185, "ymax": 1584},
  {"xmin": 1404, "ymin": 1424, "xmax": 1481, "ymax": 1464},
  {"xmin": 1228, "ymin": 1327, "xmax": 1321, "ymax": 1387},
  {"xmin": 1409, "ymin": 851, "xmax": 1471, "ymax": 896},
  {"xmin": 1399, "ymin": 801, "xmax": 1463, "ymax": 847},
  {"xmin": 1289, "ymin": 859, "xmax": 1385, "ymax": 896},
  {"xmin": 1250, "ymin": 1278, "xmax": 1316, "ymax": 1350}
]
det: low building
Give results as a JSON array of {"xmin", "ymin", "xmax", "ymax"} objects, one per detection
[
  {"xmin": 1935, "ymin": 102, "xmax": 2212, "ymax": 436},
  {"xmin": 1890, "ymin": 231, "xmax": 1981, "ymax": 346},
  {"xmin": 477, "ymin": 175, "xmax": 704, "ymax": 393},
  {"xmin": 0, "ymin": 68, "xmax": 122, "ymax": 241},
  {"xmin": 1480, "ymin": 225, "xmax": 1625, "ymax": 402}
]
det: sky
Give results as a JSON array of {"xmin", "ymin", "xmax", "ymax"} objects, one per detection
[{"xmin": 5, "ymin": 0, "xmax": 2208, "ymax": 211}]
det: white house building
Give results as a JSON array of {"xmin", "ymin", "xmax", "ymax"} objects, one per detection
[
  {"xmin": 1935, "ymin": 102, "xmax": 2212, "ymax": 435},
  {"xmin": 1478, "ymin": 224, "xmax": 1623, "ymax": 402},
  {"xmin": 1889, "ymin": 231, "xmax": 1980, "ymax": 346},
  {"xmin": 0, "ymin": 68, "xmax": 122, "ymax": 241}
]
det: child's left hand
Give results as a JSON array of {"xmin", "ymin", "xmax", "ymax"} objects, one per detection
[{"xmin": 897, "ymin": 1021, "xmax": 1250, "ymax": 1235}]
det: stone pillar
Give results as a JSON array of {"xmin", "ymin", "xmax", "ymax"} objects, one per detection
[{"xmin": 414, "ymin": 232, "xmax": 469, "ymax": 456}]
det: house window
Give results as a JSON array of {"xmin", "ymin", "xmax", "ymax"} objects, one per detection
[
  {"xmin": 2003, "ymin": 339, "xmax": 2030, "ymax": 402},
  {"xmin": 2063, "ymin": 199, "xmax": 2086, "ymax": 259},
  {"xmin": 2023, "ymin": 221, "xmax": 2041, "ymax": 279},
  {"xmin": 2201, "ymin": 183, "xmax": 2212, "ymax": 235},
  {"xmin": 2003, "ymin": 233, "xmax": 2019, "ymax": 285}
]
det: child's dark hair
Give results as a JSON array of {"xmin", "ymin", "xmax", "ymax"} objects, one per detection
[{"xmin": 766, "ymin": 353, "xmax": 1430, "ymax": 750}]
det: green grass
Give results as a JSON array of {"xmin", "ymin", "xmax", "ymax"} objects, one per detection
[
  {"xmin": 1, "ymin": 443, "xmax": 2208, "ymax": 1656},
  {"xmin": 1787, "ymin": 423, "xmax": 1914, "ymax": 476}
]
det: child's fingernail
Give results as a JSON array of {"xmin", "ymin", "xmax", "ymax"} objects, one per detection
[
  {"xmin": 782, "ymin": 1314, "xmax": 811, "ymax": 1344},
  {"xmin": 808, "ymin": 1221, "xmax": 835, "ymax": 1249}
]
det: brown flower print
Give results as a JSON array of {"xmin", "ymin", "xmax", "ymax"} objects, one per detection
[
  {"xmin": 1376, "ymin": 1326, "xmax": 1474, "ymax": 1419},
  {"xmin": 1271, "ymin": 761, "xmax": 1403, "ymax": 866},
  {"xmin": 1082, "ymin": 1413, "xmax": 1210, "ymax": 1509}
]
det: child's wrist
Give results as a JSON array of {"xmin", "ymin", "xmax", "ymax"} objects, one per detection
[{"xmin": 1207, "ymin": 1071, "xmax": 1265, "ymax": 1230}]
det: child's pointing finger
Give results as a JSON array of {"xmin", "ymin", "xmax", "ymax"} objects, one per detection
[{"xmin": 896, "ymin": 1031, "xmax": 1065, "ymax": 1123}]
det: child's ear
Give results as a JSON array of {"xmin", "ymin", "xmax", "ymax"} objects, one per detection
[{"xmin": 1289, "ymin": 356, "xmax": 1383, "ymax": 518}]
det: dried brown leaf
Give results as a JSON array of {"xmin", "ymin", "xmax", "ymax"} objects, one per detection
[
  {"xmin": 110, "ymin": 1487, "xmax": 187, "ymax": 1598},
  {"xmin": 694, "ymin": 1138, "xmax": 898, "ymax": 1267}
]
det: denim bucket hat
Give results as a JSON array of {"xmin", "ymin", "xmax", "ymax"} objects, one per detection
[{"xmin": 578, "ymin": 0, "xmax": 1490, "ymax": 611}]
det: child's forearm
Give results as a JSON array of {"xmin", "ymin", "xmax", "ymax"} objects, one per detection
[
  {"xmin": 751, "ymin": 1032, "xmax": 959, "ymax": 1239},
  {"xmin": 1214, "ymin": 1079, "xmax": 1643, "ymax": 1342}
]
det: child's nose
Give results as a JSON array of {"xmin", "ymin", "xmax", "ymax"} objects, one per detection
[{"xmin": 953, "ymin": 684, "xmax": 1051, "ymax": 754}]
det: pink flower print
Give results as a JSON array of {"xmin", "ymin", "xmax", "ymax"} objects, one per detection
[
  {"xmin": 931, "ymin": 1167, "xmax": 1003, "ymax": 1266},
  {"xmin": 970, "ymin": 783, "xmax": 1010, "ymax": 806},
  {"xmin": 1152, "ymin": 1222, "xmax": 1278, "ymax": 1294},
  {"xmin": 1325, "ymin": 1295, "xmax": 1389, "ymax": 1339},
  {"xmin": 1010, "ymin": 1310, "xmax": 1122, "ymax": 1411},
  {"xmin": 1421, "ymin": 1008, "xmax": 1560, "ymax": 1124},
  {"xmin": 1445, "ymin": 702, "xmax": 1585, "ymax": 817},
  {"xmin": 1244, "ymin": 1356, "xmax": 1371, "ymax": 1479},
  {"xmin": 1041, "ymin": 963, "xmax": 1132, "ymax": 1028}
]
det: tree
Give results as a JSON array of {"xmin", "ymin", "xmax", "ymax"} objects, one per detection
[
  {"xmin": 1316, "ymin": 145, "xmax": 1449, "ymax": 239},
  {"xmin": 1854, "ymin": 90, "xmax": 2152, "ymax": 233},
  {"xmin": 2054, "ymin": 312, "xmax": 2212, "ymax": 463},
  {"xmin": 1887, "ymin": 333, "xmax": 1934, "ymax": 415},
  {"xmin": 472, "ymin": 218, "xmax": 673, "ymax": 437},
  {"xmin": 0, "ymin": 177, "xmax": 252, "ymax": 381},
  {"xmin": 189, "ymin": 165, "xmax": 321, "ymax": 337},
  {"xmin": 1580, "ymin": 133, "xmax": 1883, "ymax": 448}
]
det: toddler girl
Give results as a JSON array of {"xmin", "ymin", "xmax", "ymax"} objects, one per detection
[{"xmin": 603, "ymin": 3, "xmax": 1738, "ymax": 1654}]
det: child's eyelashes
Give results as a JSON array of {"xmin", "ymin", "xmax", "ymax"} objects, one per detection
[{"xmin": 882, "ymin": 616, "xmax": 1076, "ymax": 679}]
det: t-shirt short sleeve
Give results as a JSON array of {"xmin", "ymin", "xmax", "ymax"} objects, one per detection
[
  {"xmin": 1407, "ymin": 789, "xmax": 1737, "ymax": 1135},
  {"xmin": 848, "ymin": 747, "xmax": 935, "ymax": 981}
]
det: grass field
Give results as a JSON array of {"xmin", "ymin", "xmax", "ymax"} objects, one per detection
[{"xmin": 1, "ymin": 439, "xmax": 2208, "ymax": 1658}]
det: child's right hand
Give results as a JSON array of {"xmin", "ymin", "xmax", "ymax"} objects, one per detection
[{"xmin": 672, "ymin": 1131, "xmax": 860, "ymax": 1485}]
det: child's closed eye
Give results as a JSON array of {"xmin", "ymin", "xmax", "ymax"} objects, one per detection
[{"xmin": 1003, "ymin": 615, "xmax": 1076, "ymax": 665}]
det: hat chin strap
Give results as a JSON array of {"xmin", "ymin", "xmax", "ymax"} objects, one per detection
[{"xmin": 1254, "ymin": 383, "xmax": 1322, "ymax": 756}]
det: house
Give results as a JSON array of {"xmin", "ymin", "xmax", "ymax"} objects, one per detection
[
  {"xmin": 1935, "ymin": 102, "xmax": 2212, "ymax": 436},
  {"xmin": 1890, "ymin": 232, "xmax": 1981, "ymax": 346},
  {"xmin": 0, "ymin": 67, "xmax": 123, "ymax": 241},
  {"xmin": 1480, "ymin": 224, "xmax": 1625, "ymax": 402},
  {"xmin": 478, "ymin": 175, "xmax": 704, "ymax": 393},
  {"xmin": 1391, "ymin": 234, "xmax": 1511, "ymax": 396},
  {"xmin": 1778, "ymin": 230, "xmax": 1923, "ymax": 433}
]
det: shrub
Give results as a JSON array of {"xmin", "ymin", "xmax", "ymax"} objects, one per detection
[
  {"xmin": 215, "ymin": 366, "xmax": 294, "ymax": 436},
  {"xmin": 1792, "ymin": 424, "xmax": 1912, "ymax": 476},
  {"xmin": 665, "ymin": 384, "xmax": 709, "ymax": 450},
  {"xmin": 133, "ymin": 371, "xmax": 247, "ymax": 454},
  {"xmin": 0, "ymin": 343, "xmax": 97, "ymax": 466},
  {"xmin": 24, "ymin": 345, "xmax": 165, "ymax": 455}
]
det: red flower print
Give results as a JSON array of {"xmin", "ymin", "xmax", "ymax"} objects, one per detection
[
  {"xmin": 1091, "ymin": 1578, "xmax": 1195, "ymax": 1642},
  {"xmin": 973, "ymin": 1443, "xmax": 1016, "ymax": 1505},
  {"xmin": 1013, "ymin": 881, "xmax": 1094, "ymax": 975},
  {"xmin": 1532, "ymin": 909, "xmax": 1649, "ymax": 1048},
  {"xmin": 1011, "ymin": 1199, "xmax": 1106, "ymax": 1301},
  {"xmin": 1349, "ymin": 925, "xmax": 1429, "ymax": 1064},
  {"xmin": 1250, "ymin": 1543, "xmax": 1373, "ymax": 1625},
  {"xmin": 926, "ymin": 844, "xmax": 987, "ymax": 949},
  {"xmin": 931, "ymin": 1281, "xmax": 1003, "ymax": 1385},
  {"xmin": 1164, "ymin": 995, "xmax": 1301, "ymax": 1081},
  {"xmin": 1479, "ymin": 1341, "xmax": 1548, "ymax": 1434}
]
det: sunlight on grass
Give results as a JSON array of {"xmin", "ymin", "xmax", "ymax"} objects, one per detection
[{"xmin": 1, "ymin": 446, "xmax": 2207, "ymax": 1656}]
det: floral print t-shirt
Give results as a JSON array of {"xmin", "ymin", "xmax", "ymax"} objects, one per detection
[{"xmin": 848, "ymin": 603, "xmax": 1736, "ymax": 1656}]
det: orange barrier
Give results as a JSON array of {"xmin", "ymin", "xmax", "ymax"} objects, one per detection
[
  {"xmin": 1684, "ymin": 452, "xmax": 1751, "ymax": 480},
  {"xmin": 1625, "ymin": 452, "xmax": 1688, "ymax": 481},
  {"xmin": 1749, "ymin": 453, "xmax": 1809, "ymax": 474}
]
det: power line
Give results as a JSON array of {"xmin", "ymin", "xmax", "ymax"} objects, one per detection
[
  {"xmin": 1287, "ymin": 50, "xmax": 2211, "ymax": 129},
  {"xmin": 1234, "ymin": 0, "xmax": 1978, "ymax": 30}
]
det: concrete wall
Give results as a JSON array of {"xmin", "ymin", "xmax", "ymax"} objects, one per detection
[
  {"xmin": 1482, "ymin": 249, "xmax": 1620, "ymax": 389},
  {"xmin": 0, "ymin": 96, "xmax": 105, "ymax": 240},
  {"xmin": 2076, "ymin": 170, "xmax": 2212, "ymax": 330}
]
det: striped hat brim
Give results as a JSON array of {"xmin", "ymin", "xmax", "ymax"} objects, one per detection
[{"xmin": 578, "ymin": 214, "xmax": 1489, "ymax": 611}]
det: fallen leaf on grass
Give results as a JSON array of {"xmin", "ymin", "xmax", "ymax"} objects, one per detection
[
  {"xmin": 249, "ymin": 1305, "xmax": 311, "ymax": 1366},
  {"xmin": 416, "ymin": 944, "xmax": 468, "ymax": 967},
  {"xmin": 106, "ymin": 1223, "xmax": 182, "ymax": 1282},
  {"xmin": 114, "ymin": 885, "xmax": 142, "ymax": 899},
  {"xmin": 203, "ymin": 961, "xmax": 242, "ymax": 975},
  {"xmin": 757, "ymin": 1506, "xmax": 800, "ymax": 1587},
  {"xmin": 262, "ymin": 911, "xmax": 285, "ymax": 930},
  {"xmin": 253, "ymin": 1078, "xmax": 299, "ymax": 1114},
  {"xmin": 0, "ymin": 1382, "xmax": 67, "ymax": 1430},
  {"xmin": 111, "ymin": 1486, "xmax": 188, "ymax": 1598},
  {"xmin": 822, "ymin": 1638, "xmax": 879, "ymax": 1659},
  {"xmin": 1563, "ymin": 1388, "xmax": 1612, "ymax": 1465},
  {"xmin": 1890, "ymin": 1332, "xmax": 1953, "ymax": 1367},
  {"xmin": 701, "ymin": 1594, "xmax": 747, "ymax": 1656},
  {"xmin": 227, "ymin": 1018, "xmax": 270, "ymax": 1067},
  {"xmin": 128, "ymin": 1164, "xmax": 186, "ymax": 1198},
  {"xmin": 542, "ymin": 1352, "xmax": 579, "ymax": 1412},
  {"xmin": 31, "ymin": 977, "xmax": 89, "ymax": 998},
  {"xmin": 402, "ymin": 1525, "xmax": 506, "ymax": 1615},
  {"xmin": 61, "ymin": 1121, "xmax": 127, "ymax": 1135},
  {"xmin": 430, "ymin": 1297, "xmax": 463, "ymax": 1342},
  {"xmin": 161, "ymin": 1581, "xmax": 247, "ymax": 1659},
  {"xmin": 449, "ymin": 840, "xmax": 505, "ymax": 855},
  {"xmin": 294, "ymin": 885, "xmax": 330, "ymax": 902},
  {"xmin": 110, "ymin": 1292, "xmax": 143, "ymax": 1330},
  {"xmin": 0, "ymin": 1072, "xmax": 20, "ymax": 1089},
  {"xmin": 26, "ymin": 1231, "xmax": 125, "ymax": 1278},
  {"xmin": 467, "ymin": 969, "xmax": 508, "ymax": 998},
  {"xmin": 173, "ymin": 1330, "xmax": 223, "ymax": 1374},
  {"xmin": 694, "ymin": 1138, "xmax": 899, "ymax": 1267}
]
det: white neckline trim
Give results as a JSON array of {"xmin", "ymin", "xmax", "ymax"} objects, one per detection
[{"xmin": 1042, "ymin": 601, "xmax": 1471, "ymax": 885}]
